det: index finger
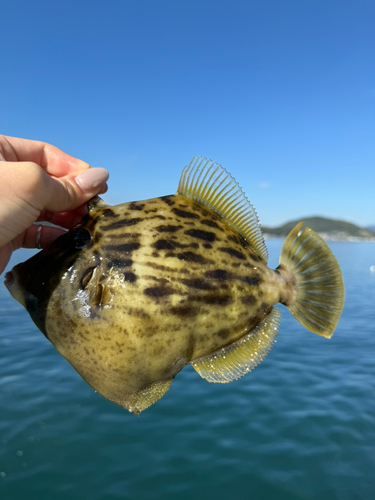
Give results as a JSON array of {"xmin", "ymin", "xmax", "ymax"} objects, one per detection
[{"xmin": 0, "ymin": 135, "xmax": 91, "ymax": 177}]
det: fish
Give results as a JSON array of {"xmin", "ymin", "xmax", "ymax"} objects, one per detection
[{"xmin": 4, "ymin": 157, "xmax": 345, "ymax": 415}]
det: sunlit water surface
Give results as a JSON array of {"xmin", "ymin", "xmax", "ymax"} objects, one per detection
[{"xmin": 1, "ymin": 240, "xmax": 374, "ymax": 500}]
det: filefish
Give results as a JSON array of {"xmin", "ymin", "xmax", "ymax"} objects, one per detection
[{"xmin": 5, "ymin": 157, "xmax": 345, "ymax": 415}]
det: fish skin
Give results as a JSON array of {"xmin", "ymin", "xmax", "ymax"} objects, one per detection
[{"xmin": 5, "ymin": 194, "xmax": 288, "ymax": 413}]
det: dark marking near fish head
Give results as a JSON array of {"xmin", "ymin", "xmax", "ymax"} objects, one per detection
[
  {"xmin": 172, "ymin": 208, "xmax": 199, "ymax": 219},
  {"xmin": 203, "ymin": 243, "xmax": 212, "ymax": 249},
  {"xmin": 160, "ymin": 196, "xmax": 175, "ymax": 206},
  {"xmin": 101, "ymin": 218, "xmax": 142, "ymax": 231},
  {"xmin": 219, "ymin": 247, "xmax": 246, "ymax": 260},
  {"xmin": 124, "ymin": 272, "xmax": 137, "ymax": 283},
  {"xmin": 184, "ymin": 229, "xmax": 216, "ymax": 242},
  {"xmin": 101, "ymin": 208, "xmax": 119, "ymax": 218},
  {"xmin": 93, "ymin": 231, "xmax": 103, "ymax": 244},
  {"xmin": 128, "ymin": 202, "xmax": 145, "ymax": 211},
  {"xmin": 102, "ymin": 242, "xmax": 141, "ymax": 252}
]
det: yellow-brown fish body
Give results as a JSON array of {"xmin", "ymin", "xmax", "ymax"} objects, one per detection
[{"xmin": 5, "ymin": 157, "xmax": 344, "ymax": 414}]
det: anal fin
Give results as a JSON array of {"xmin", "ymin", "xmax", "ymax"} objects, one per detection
[{"xmin": 191, "ymin": 308, "xmax": 281, "ymax": 383}]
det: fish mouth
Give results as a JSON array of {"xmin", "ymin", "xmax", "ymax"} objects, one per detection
[
  {"xmin": 4, "ymin": 268, "xmax": 26, "ymax": 307},
  {"xmin": 4, "ymin": 270, "xmax": 14, "ymax": 291}
]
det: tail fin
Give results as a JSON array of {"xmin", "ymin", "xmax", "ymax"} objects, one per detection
[{"xmin": 279, "ymin": 222, "xmax": 344, "ymax": 338}]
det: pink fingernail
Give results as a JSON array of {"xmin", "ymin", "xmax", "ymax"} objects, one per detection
[{"xmin": 75, "ymin": 168, "xmax": 109, "ymax": 193}]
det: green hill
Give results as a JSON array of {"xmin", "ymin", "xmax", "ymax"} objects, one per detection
[{"xmin": 261, "ymin": 216, "xmax": 375, "ymax": 239}]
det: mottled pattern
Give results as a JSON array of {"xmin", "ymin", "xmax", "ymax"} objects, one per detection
[{"xmin": 9, "ymin": 194, "xmax": 289, "ymax": 414}]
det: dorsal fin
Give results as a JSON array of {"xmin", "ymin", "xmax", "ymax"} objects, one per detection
[
  {"xmin": 191, "ymin": 307, "xmax": 281, "ymax": 383},
  {"xmin": 178, "ymin": 156, "xmax": 268, "ymax": 263}
]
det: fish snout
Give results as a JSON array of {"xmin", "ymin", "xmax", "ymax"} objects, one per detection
[{"xmin": 4, "ymin": 267, "xmax": 27, "ymax": 307}]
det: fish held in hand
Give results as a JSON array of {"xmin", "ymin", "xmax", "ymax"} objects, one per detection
[{"xmin": 5, "ymin": 157, "xmax": 345, "ymax": 415}]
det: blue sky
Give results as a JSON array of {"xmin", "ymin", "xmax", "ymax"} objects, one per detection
[{"xmin": 1, "ymin": 0, "xmax": 374, "ymax": 227}]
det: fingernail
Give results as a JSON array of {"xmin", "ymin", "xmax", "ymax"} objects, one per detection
[
  {"xmin": 98, "ymin": 183, "xmax": 108, "ymax": 195},
  {"xmin": 75, "ymin": 168, "xmax": 109, "ymax": 193}
]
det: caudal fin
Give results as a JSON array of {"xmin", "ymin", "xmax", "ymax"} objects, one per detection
[{"xmin": 279, "ymin": 222, "xmax": 344, "ymax": 338}]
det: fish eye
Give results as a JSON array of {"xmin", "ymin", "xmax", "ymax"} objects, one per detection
[{"xmin": 70, "ymin": 228, "xmax": 91, "ymax": 249}]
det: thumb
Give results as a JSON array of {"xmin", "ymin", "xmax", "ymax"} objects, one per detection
[{"xmin": 44, "ymin": 167, "xmax": 109, "ymax": 212}]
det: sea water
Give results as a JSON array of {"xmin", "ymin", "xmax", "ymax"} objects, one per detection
[{"xmin": 0, "ymin": 240, "xmax": 374, "ymax": 500}]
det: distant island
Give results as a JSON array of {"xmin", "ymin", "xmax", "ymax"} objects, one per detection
[{"xmin": 261, "ymin": 216, "xmax": 375, "ymax": 242}]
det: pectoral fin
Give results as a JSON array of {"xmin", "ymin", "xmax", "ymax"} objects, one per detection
[{"xmin": 191, "ymin": 308, "xmax": 281, "ymax": 383}]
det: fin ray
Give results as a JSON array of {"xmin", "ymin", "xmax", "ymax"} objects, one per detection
[
  {"xmin": 191, "ymin": 308, "xmax": 281, "ymax": 383},
  {"xmin": 178, "ymin": 156, "xmax": 268, "ymax": 263},
  {"xmin": 279, "ymin": 223, "xmax": 344, "ymax": 338},
  {"xmin": 126, "ymin": 379, "xmax": 172, "ymax": 415}
]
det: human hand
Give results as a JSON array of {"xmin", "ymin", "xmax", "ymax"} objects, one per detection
[{"xmin": 0, "ymin": 135, "xmax": 109, "ymax": 274}]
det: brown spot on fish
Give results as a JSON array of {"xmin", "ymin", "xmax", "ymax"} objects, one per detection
[
  {"xmin": 124, "ymin": 272, "xmax": 137, "ymax": 283},
  {"xmin": 148, "ymin": 215, "xmax": 166, "ymax": 220},
  {"xmin": 155, "ymin": 224, "xmax": 183, "ymax": 233},
  {"xmin": 172, "ymin": 208, "xmax": 199, "ymax": 219},
  {"xmin": 93, "ymin": 232, "xmax": 103, "ymax": 244},
  {"xmin": 179, "ymin": 278, "xmax": 212, "ymax": 290},
  {"xmin": 102, "ymin": 218, "xmax": 143, "ymax": 231},
  {"xmin": 168, "ymin": 304, "xmax": 198, "ymax": 317},
  {"xmin": 144, "ymin": 286, "xmax": 177, "ymax": 298},
  {"xmin": 102, "ymin": 242, "xmax": 141, "ymax": 252},
  {"xmin": 145, "ymin": 262, "xmax": 173, "ymax": 272},
  {"xmin": 228, "ymin": 235, "xmax": 239, "ymax": 244},
  {"xmin": 241, "ymin": 294, "xmax": 257, "ymax": 305},
  {"xmin": 249, "ymin": 254, "xmax": 260, "ymax": 262},
  {"xmin": 218, "ymin": 329, "xmax": 230, "ymax": 340},
  {"xmin": 153, "ymin": 239, "xmax": 175, "ymax": 251},
  {"xmin": 101, "ymin": 208, "xmax": 119, "ymax": 218},
  {"xmin": 176, "ymin": 252, "xmax": 210, "ymax": 264},
  {"xmin": 184, "ymin": 229, "xmax": 216, "ymax": 242},
  {"xmin": 219, "ymin": 247, "xmax": 246, "ymax": 260},
  {"xmin": 201, "ymin": 219, "xmax": 221, "ymax": 229},
  {"xmin": 129, "ymin": 202, "xmax": 145, "ymax": 211},
  {"xmin": 242, "ymin": 276, "xmax": 260, "ymax": 286},
  {"xmin": 203, "ymin": 243, "xmax": 212, "ymax": 249},
  {"xmin": 160, "ymin": 196, "xmax": 175, "ymax": 206},
  {"xmin": 200, "ymin": 294, "xmax": 233, "ymax": 306},
  {"xmin": 205, "ymin": 269, "xmax": 234, "ymax": 281}
]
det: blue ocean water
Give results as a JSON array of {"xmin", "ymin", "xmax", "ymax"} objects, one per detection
[{"xmin": 0, "ymin": 240, "xmax": 374, "ymax": 500}]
